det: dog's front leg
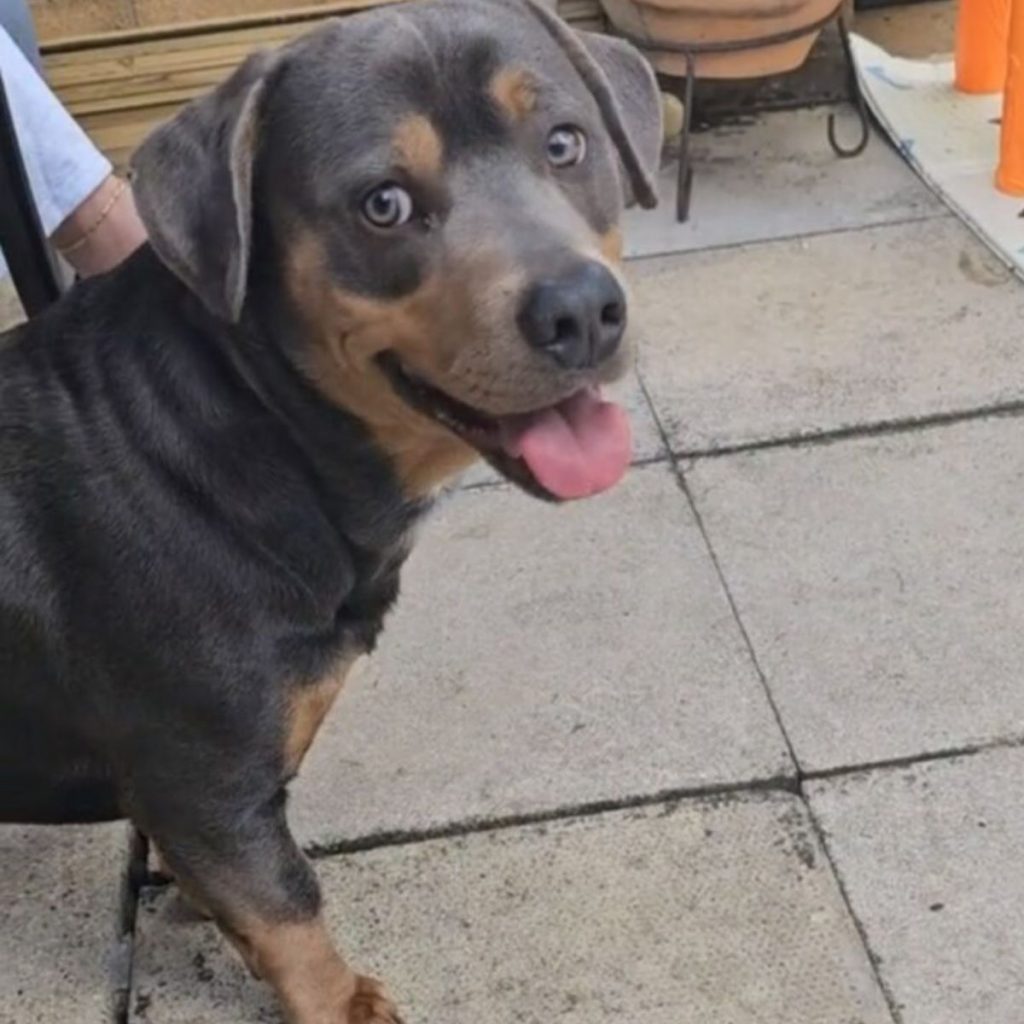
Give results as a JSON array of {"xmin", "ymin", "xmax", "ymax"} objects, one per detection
[{"xmin": 134, "ymin": 786, "xmax": 402, "ymax": 1024}]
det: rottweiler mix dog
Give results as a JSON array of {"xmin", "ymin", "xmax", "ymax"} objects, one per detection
[{"xmin": 0, "ymin": 0, "xmax": 660, "ymax": 1020}]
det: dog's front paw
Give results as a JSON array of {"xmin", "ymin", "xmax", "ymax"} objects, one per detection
[{"xmin": 345, "ymin": 975, "xmax": 404, "ymax": 1024}]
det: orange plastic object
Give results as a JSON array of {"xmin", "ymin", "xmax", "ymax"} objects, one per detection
[
  {"xmin": 997, "ymin": 0, "xmax": 1024, "ymax": 193},
  {"xmin": 955, "ymin": 0, "xmax": 1010, "ymax": 93}
]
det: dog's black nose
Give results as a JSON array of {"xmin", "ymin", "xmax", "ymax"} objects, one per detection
[{"xmin": 518, "ymin": 262, "xmax": 626, "ymax": 370}]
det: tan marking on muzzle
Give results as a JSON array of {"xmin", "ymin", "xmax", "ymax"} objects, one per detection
[
  {"xmin": 285, "ymin": 233, "xmax": 478, "ymax": 498},
  {"xmin": 599, "ymin": 227, "xmax": 624, "ymax": 264}
]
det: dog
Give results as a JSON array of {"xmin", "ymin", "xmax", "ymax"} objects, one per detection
[{"xmin": 0, "ymin": 1, "xmax": 660, "ymax": 1020}]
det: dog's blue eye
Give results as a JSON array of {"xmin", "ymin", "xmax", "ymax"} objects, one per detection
[
  {"xmin": 362, "ymin": 184, "xmax": 414, "ymax": 228},
  {"xmin": 546, "ymin": 125, "xmax": 586, "ymax": 168}
]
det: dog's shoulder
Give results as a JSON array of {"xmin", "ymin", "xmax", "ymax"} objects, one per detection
[{"xmin": 0, "ymin": 249, "xmax": 423, "ymax": 681}]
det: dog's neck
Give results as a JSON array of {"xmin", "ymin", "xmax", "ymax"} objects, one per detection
[
  {"xmin": 85, "ymin": 248, "xmax": 430, "ymax": 608},
  {"xmin": 241, "ymin": 244, "xmax": 479, "ymax": 501}
]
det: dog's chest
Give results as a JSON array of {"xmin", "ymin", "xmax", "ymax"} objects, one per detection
[{"xmin": 333, "ymin": 528, "xmax": 417, "ymax": 653}]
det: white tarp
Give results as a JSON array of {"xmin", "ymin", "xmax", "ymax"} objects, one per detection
[{"xmin": 851, "ymin": 32, "xmax": 1024, "ymax": 274}]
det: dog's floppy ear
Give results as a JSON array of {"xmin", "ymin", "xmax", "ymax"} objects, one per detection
[
  {"xmin": 523, "ymin": 0, "xmax": 661, "ymax": 208},
  {"xmin": 576, "ymin": 31, "xmax": 663, "ymax": 207},
  {"xmin": 131, "ymin": 50, "xmax": 280, "ymax": 322}
]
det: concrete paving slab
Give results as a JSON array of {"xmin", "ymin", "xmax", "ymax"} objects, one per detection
[
  {"xmin": 633, "ymin": 217, "xmax": 1024, "ymax": 454},
  {"xmin": 622, "ymin": 108, "xmax": 943, "ymax": 261},
  {"xmin": 459, "ymin": 367, "xmax": 666, "ymax": 489},
  {"xmin": 809, "ymin": 745, "xmax": 1024, "ymax": 1024},
  {"xmin": 0, "ymin": 822, "xmax": 133, "ymax": 1024},
  {"xmin": 687, "ymin": 416, "xmax": 1024, "ymax": 772},
  {"xmin": 0, "ymin": 277, "xmax": 24, "ymax": 333},
  {"xmin": 290, "ymin": 464, "xmax": 792, "ymax": 849},
  {"xmin": 130, "ymin": 793, "xmax": 892, "ymax": 1024}
]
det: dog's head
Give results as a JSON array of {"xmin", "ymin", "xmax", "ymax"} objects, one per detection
[{"xmin": 131, "ymin": 0, "xmax": 661, "ymax": 501}]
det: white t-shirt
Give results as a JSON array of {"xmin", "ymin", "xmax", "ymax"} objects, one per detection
[{"xmin": 0, "ymin": 26, "xmax": 111, "ymax": 277}]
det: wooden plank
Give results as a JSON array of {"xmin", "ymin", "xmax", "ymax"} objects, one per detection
[
  {"xmin": 41, "ymin": 0, "xmax": 400, "ymax": 52},
  {"xmin": 30, "ymin": 0, "xmax": 136, "ymax": 43},
  {"xmin": 78, "ymin": 101, "xmax": 179, "ymax": 163},
  {"xmin": 41, "ymin": 0, "xmax": 602, "ymax": 52},
  {"xmin": 63, "ymin": 74, "xmax": 237, "ymax": 117},
  {"xmin": 52, "ymin": 51, "xmax": 278, "ymax": 113},
  {"xmin": 44, "ymin": 23, "xmax": 296, "ymax": 69},
  {"xmin": 48, "ymin": 50, "xmax": 260, "ymax": 93},
  {"xmin": 79, "ymin": 100, "xmax": 180, "ymax": 138},
  {"xmin": 41, "ymin": 0, "xmax": 605, "ymax": 167},
  {"xmin": 47, "ymin": 24, "xmax": 315, "ymax": 118},
  {"xmin": 132, "ymin": 0, "xmax": 350, "ymax": 29},
  {"xmin": 559, "ymin": 0, "xmax": 605, "ymax": 25},
  {"xmin": 45, "ymin": 28, "xmax": 307, "ymax": 88},
  {"xmin": 44, "ymin": 1, "xmax": 605, "ymax": 117}
]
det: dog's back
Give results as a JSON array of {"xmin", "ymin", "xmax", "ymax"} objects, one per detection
[
  {"xmin": 0, "ymin": 257, "xmax": 234, "ymax": 821},
  {"xmin": 0, "ymin": 271, "xmax": 140, "ymax": 820}
]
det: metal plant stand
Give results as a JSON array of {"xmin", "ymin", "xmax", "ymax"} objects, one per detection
[
  {"xmin": 618, "ymin": 5, "xmax": 871, "ymax": 222},
  {"xmin": 0, "ymin": 71, "xmax": 64, "ymax": 318}
]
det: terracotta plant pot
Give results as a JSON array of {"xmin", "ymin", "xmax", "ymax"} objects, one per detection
[{"xmin": 599, "ymin": 0, "xmax": 841, "ymax": 79}]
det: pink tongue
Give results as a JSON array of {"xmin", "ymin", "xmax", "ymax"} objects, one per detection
[{"xmin": 501, "ymin": 389, "xmax": 632, "ymax": 500}]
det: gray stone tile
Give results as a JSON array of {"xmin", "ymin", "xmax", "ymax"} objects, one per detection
[
  {"xmin": 457, "ymin": 458, "xmax": 505, "ymax": 488},
  {"xmin": 809, "ymin": 745, "xmax": 1024, "ymax": 1024},
  {"xmin": 291, "ymin": 463, "xmax": 792, "ymax": 849},
  {"xmin": 687, "ymin": 416, "xmax": 1024, "ymax": 772},
  {"xmin": 0, "ymin": 822, "xmax": 133, "ymax": 1023},
  {"xmin": 633, "ymin": 217, "xmax": 1024, "ymax": 453},
  {"xmin": 622, "ymin": 108, "xmax": 943, "ymax": 260},
  {"xmin": 129, "ymin": 793, "xmax": 892, "ymax": 1024},
  {"xmin": 458, "ymin": 367, "xmax": 666, "ymax": 489}
]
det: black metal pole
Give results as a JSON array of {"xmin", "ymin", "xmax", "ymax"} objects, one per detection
[{"xmin": 0, "ymin": 70, "xmax": 63, "ymax": 318}]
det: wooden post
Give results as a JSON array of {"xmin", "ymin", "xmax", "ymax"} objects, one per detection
[
  {"xmin": 997, "ymin": 0, "xmax": 1024, "ymax": 193},
  {"xmin": 955, "ymin": 0, "xmax": 1010, "ymax": 93}
]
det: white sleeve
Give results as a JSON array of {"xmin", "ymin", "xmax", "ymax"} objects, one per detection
[{"xmin": 0, "ymin": 25, "xmax": 111, "ymax": 238}]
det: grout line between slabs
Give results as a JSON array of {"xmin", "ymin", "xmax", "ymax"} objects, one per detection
[
  {"xmin": 803, "ymin": 793, "xmax": 905, "ymax": 1024},
  {"xmin": 673, "ymin": 467, "xmax": 805, "ymax": 772},
  {"xmin": 640, "ymin": 366, "xmax": 902, "ymax": 1022},
  {"xmin": 623, "ymin": 208, "xmax": 950, "ymax": 267},
  {"xmin": 130, "ymin": 736, "xmax": 1024, "ymax": 876},
  {"xmin": 112, "ymin": 829, "xmax": 149, "ymax": 1024},
  {"xmin": 300, "ymin": 773, "xmax": 799, "ymax": 860},
  {"xmin": 126, "ymin": 775, "xmax": 799, "ymax": 883},
  {"xmin": 633, "ymin": 368, "xmax": 803, "ymax": 780},
  {"xmin": 805, "ymin": 732, "xmax": 1024, "ymax": 783},
  {"xmin": 673, "ymin": 398, "xmax": 1024, "ymax": 462},
  {"xmin": 127, "ymin": 733, "xmax": 1024, "ymax": 879}
]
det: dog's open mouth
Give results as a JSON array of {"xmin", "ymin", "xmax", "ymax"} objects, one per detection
[{"xmin": 378, "ymin": 353, "xmax": 632, "ymax": 501}]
